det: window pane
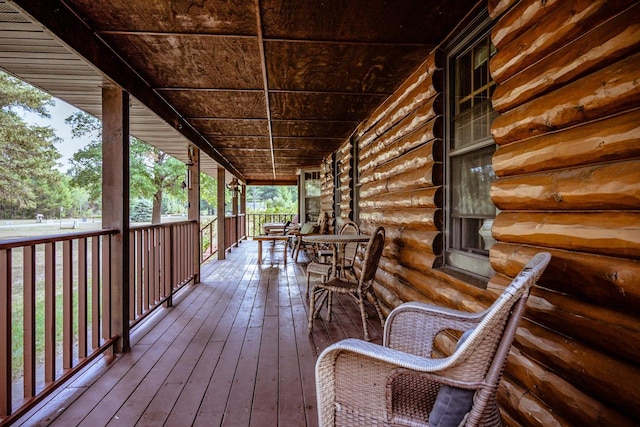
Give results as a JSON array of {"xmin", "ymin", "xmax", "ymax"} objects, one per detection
[
  {"xmin": 446, "ymin": 24, "xmax": 497, "ymax": 276},
  {"xmin": 452, "ymin": 100, "xmax": 496, "ymax": 150},
  {"xmin": 451, "ymin": 145, "xmax": 496, "ymax": 218}
]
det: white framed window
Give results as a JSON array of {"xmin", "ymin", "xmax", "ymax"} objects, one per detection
[{"xmin": 445, "ymin": 12, "xmax": 497, "ymax": 279}]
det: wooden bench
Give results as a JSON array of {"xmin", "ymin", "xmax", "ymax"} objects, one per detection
[{"xmin": 254, "ymin": 235, "xmax": 289, "ymax": 264}]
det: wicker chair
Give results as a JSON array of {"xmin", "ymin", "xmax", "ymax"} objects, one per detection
[
  {"xmin": 292, "ymin": 211, "xmax": 332, "ymax": 261},
  {"xmin": 305, "ymin": 220, "xmax": 360, "ymax": 299},
  {"xmin": 308, "ymin": 226, "xmax": 386, "ymax": 341},
  {"xmin": 315, "ymin": 252, "xmax": 551, "ymax": 427}
]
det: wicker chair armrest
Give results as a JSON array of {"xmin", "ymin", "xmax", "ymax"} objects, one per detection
[{"xmin": 383, "ymin": 302, "xmax": 485, "ymax": 357}]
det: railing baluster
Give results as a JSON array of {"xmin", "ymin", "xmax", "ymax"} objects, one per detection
[
  {"xmin": 0, "ymin": 248, "xmax": 12, "ymax": 417},
  {"xmin": 23, "ymin": 245, "xmax": 36, "ymax": 398},
  {"xmin": 149, "ymin": 228, "xmax": 156, "ymax": 305},
  {"xmin": 102, "ymin": 235, "xmax": 111, "ymax": 341},
  {"xmin": 91, "ymin": 236, "xmax": 100, "ymax": 350},
  {"xmin": 63, "ymin": 240, "xmax": 73, "ymax": 370},
  {"xmin": 135, "ymin": 229, "xmax": 143, "ymax": 318},
  {"xmin": 164, "ymin": 227, "xmax": 171, "ymax": 307},
  {"xmin": 44, "ymin": 242, "xmax": 55, "ymax": 384},
  {"xmin": 78, "ymin": 238, "xmax": 87, "ymax": 359},
  {"xmin": 128, "ymin": 231, "xmax": 135, "ymax": 322},
  {"xmin": 143, "ymin": 229, "xmax": 150, "ymax": 311}
]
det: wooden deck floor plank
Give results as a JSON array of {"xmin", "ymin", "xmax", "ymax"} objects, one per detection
[
  {"xmin": 135, "ymin": 287, "xmax": 236, "ymax": 426},
  {"xmin": 105, "ymin": 277, "xmax": 234, "ymax": 426},
  {"xmin": 193, "ymin": 332, "xmax": 245, "ymax": 425},
  {"xmin": 249, "ymin": 313, "xmax": 279, "ymax": 427},
  {"xmin": 194, "ymin": 266, "xmax": 259, "ymax": 423},
  {"xmin": 160, "ymin": 256, "xmax": 256, "ymax": 423},
  {"xmin": 133, "ymin": 283, "xmax": 209, "ymax": 346},
  {"xmin": 289, "ymin": 274, "xmax": 320, "ymax": 427},
  {"xmin": 220, "ymin": 325, "xmax": 262, "ymax": 427},
  {"xmin": 14, "ymin": 239, "xmax": 391, "ymax": 427},
  {"xmin": 249, "ymin": 266, "xmax": 282, "ymax": 426},
  {"xmin": 47, "ymin": 284, "xmax": 209, "ymax": 426},
  {"xmin": 277, "ymin": 284, "xmax": 307, "ymax": 426},
  {"xmin": 76, "ymin": 281, "xmax": 215, "ymax": 426},
  {"xmin": 161, "ymin": 339, "xmax": 226, "ymax": 426}
]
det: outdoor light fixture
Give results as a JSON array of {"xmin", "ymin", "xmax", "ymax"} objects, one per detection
[{"xmin": 227, "ymin": 177, "xmax": 241, "ymax": 197}]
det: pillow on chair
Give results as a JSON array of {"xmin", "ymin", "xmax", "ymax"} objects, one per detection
[
  {"xmin": 300, "ymin": 223, "xmax": 315, "ymax": 234},
  {"xmin": 428, "ymin": 330, "xmax": 476, "ymax": 427}
]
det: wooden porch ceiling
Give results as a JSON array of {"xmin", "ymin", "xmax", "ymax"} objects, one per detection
[{"xmin": 1, "ymin": 0, "xmax": 475, "ymax": 184}]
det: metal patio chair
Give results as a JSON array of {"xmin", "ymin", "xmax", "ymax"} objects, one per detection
[{"xmin": 308, "ymin": 226, "xmax": 386, "ymax": 341}]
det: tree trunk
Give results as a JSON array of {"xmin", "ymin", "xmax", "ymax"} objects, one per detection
[{"xmin": 152, "ymin": 190, "xmax": 162, "ymax": 224}]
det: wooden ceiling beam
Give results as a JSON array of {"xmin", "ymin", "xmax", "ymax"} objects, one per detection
[{"xmin": 253, "ymin": 0, "xmax": 276, "ymax": 180}]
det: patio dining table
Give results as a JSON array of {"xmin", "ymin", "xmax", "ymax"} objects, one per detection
[
  {"xmin": 301, "ymin": 234, "xmax": 371, "ymax": 279},
  {"xmin": 262, "ymin": 222, "xmax": 287, "ymax": 235}
]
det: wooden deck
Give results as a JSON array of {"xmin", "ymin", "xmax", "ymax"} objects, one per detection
[{"xmin": 15, "ymin": 239, "xmax": 383, "ymax": 427}]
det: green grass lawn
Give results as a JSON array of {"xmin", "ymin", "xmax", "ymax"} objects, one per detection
[{"xmin": 0, "ymin": 218, "xmax": 102, "ymax": 241}]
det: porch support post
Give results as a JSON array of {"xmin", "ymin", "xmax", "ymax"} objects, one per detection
[
  {"xmin": 241, "ymin": 184, "xmax": 246, "ymax": 215},
  {"xmin": 241, "ymin": 183, "xmax": 246, "ymax": 240},
  {"xmin": 217, "ymin": 166, "xmax": 226, "ymax": 260},
  {"xmin": 102, "ymin": 85, "xmax": 130, "ymax": 353},
  {"xmin": 232, "ymin": 183, "xmax": 238, "ymax": 247},
  {"xmin": 187, "ymin": 145, "xmax": 200, "ymax": 283}
]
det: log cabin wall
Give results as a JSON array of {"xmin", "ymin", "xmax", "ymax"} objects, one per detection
[{"xmin": 319, "ymin": 0, "xmax": 640, "ymax": 425}]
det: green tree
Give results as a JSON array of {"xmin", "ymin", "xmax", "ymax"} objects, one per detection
[
  {"xmin": 0, "ymin": 72, "xmax": 64, "ymax": 217},
  {"xmin": 67, "ymin": 112, "xmax": 187, "ymax": 224},
  {"xmin": 200, "ymin": 173, "xmax": 218, "ymax": 215},
  {"xmin": 264, "ymin": 186, "xmax": 297, "ymax": 213}
]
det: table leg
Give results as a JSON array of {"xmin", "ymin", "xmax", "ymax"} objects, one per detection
[
  {"xmin": 258, "ymin": 240, "xmax": 263, "ymax": 264},
  {"xmin": 283, "ymin": 239, "xmax": 287, "ymax": 264},
  {"xmin": 332, "ymin": 244, "xmax": 338, "ymax": 278}
]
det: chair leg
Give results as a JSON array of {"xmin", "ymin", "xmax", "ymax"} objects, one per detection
[
  {"xmin": 358, "ymin": 296, "xmax": 370, "ymax": 341},
  {"xmin": 326, "ymin": 291, "xmax": 333, "ymax": 322},
  {"xmin": 305, "ymin": 270, "xmax": 311, "ymax": 300},
  {"xmin": 369, "ymin": 290, "xmax": 386, "ymax": 329},
  {"xmin": 294, "ymin": 240, "xmax": 301, "ymax": 262},
  {"xmin": 308, "ymin": 285, "xmax": 318, "ymax": 333},
  {"xmin": 313, "ymin": 290, "xmax": 327, "ymax": 319}
]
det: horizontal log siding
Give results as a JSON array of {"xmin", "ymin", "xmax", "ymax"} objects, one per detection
[
  {"xmin": 315, "ymin": 1, "xmax": 640, "ymax": 425},
  {"xmin": 489, "ymin": 1, "xmax": 640, "ymax": 425},
  {"xmin": 352, "ymin": 50, "xmax": 445, "ymax": 317},
  {"xmin": 338, "ymin": 143, "xmax": 352, "ymax": 223},
  {"xmin": 320, "ymin": 160, "xmax": 333, "ymax": 222}
]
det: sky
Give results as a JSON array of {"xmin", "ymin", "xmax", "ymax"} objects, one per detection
[{"xmin": 20, "ymin": 98, "xmax": 91, "ymax": 172}]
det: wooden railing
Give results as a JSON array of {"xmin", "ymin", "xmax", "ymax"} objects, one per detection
[
  {"xmin": 223, "ymin": 214, "xmax": 246, "ymax": 253},
  {"xmin": 245, "ymin": 213, "xmax": 296, "ymax": 237},
  {"xmin": 0, "ymin": 220, "xmax": 198, "ymax": 424},
  {"xmin": 129, "ymin": 221, "xmax": 197, "ymax": 327},
  {"xmin": 200, "ymin": 218, "xmax": 218, "ymax": 263},
  {"xmin": 0, "ymin": 229, "xmax": 119, "ymax": 423}
]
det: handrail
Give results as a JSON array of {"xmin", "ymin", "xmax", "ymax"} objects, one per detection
[
  {"xmin": 245, "ymin": 213, "xmax": 296, "ymax": 237},
  {"xmin": 0, "ymin": 228, "xmax": 117, "ymax": 249},
  {"xmin": 0, "ymin": 221, "xmax": 198, "ymax": 423},
  {"xmin": 200, "ymin": 218, "xmax": 217, "ymax": 263},
  {"xmin": 129, "ymin": 221, "xmax": 197, "ymax": 327},
  {"xmin": 0, "ymin": 229, "xmax": 119, "ymax": 423}
]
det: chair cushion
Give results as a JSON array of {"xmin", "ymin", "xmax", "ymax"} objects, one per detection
[
  {"xmin": 300, "ymin": 223, "xmax": 315, "ymax": 234},
  {"xmin": 428, "ymin": 330, "xmax": 475, "ymax": 427}
]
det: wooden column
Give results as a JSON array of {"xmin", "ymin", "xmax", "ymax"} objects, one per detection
[
  {"xmin": 217, "ymin": 167, "xmax": 226, "ymax": 260},
  {"xmin": 231, "ymin": 183, "xmax": 239, "ymax": 247},
  {"xmin": 187, "ymin": 146, "xmax": 200, "ymax": 283},
  {"xmin": 102, "ymin": 85, "xmax": 130, "ymax": 353},
  {"xmin": 241, "ymin": 184, "xmax": 246, "ymax": 241}
]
